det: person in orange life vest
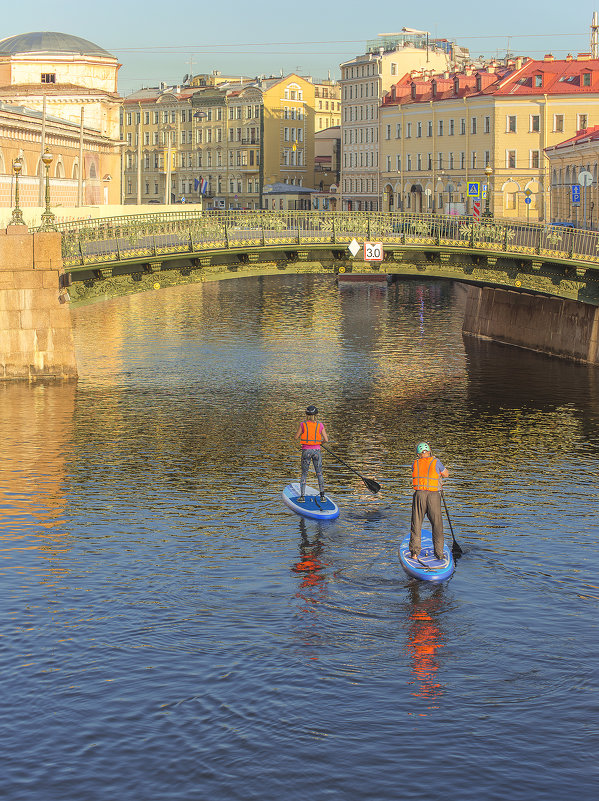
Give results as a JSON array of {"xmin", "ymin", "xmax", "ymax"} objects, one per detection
[
  {"xmin": 294, "ymin": 405, "xmax": 329, "ymax": 502},
  {"xmin": 409, "ymin": 442, "xmax": 449, "ymax": 561}
]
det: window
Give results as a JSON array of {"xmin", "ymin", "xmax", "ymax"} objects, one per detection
[
  {"xmin": 484, "ymin": 150, "xmax": 490, "ymax": 166},
  {"xmin": 406, "ymin": 122, "xmax": 412, "ymax": 138},
  {"xmin": 530, "ymin": 150, "xmax": 540, "ymax": 168},
  {"xmin": 449, "ymin": 119, "xmax": 454, "ymax": 136},
  {"xmin": 396, "ymin": 123, "xmax": 401, "ymax": 138},
  {"xmin": 438, "ymin": 153, "xmax": 443, "ymax": 169},
  {"xmin": 427, "ymin": 121, "xmax": 433, "ymax": 137},
  {"xmin": 534, "ymin": 74, "xmax": 543, "ymax": 88},
  {"xmin": 554, "ymin": 114, "xmax": 564, "ymax": 132},
  {"xmin": 471, "ymin": 117, "xmax": 477, "ymax": 134},
  {"xmin": 126, "ymin": 112, "xmax": 132, "ymax": 126},
  {"xmin": 484, "ymin": 116, "xmax": 491, "ymax": 134},
  {"xmin": 530, "ymin": 115, "xmax": 540, "ymax": 132},
  {"xmin": 385, "ymin": 124, "xmax": 391, "ymax": 139},
  {"xmin": 578, "ymin": 113, "xmax": 588, "ymax": 130},
  {"xmin": 417, "ymin": 121, "xmax": 422, "ymax": 137},
  {"xmin": 506, "ymin": 150, "xmax": 516, "ymax": 169},
  {"xmin": 41, "ymin": 73, "xmax": 56, "ymax": 83},
  {"xmin": 507, "ymin": 115, "xmax": 516, "ymax": 132},
  {"xmin": 417, "ymin": 154, "xmax": 422, "ymax": 170},
  {"xmin": 460, "ymin": 118, "xmax": 466, "ymax": 135},
  {"xmin": 427, "ymin": 153, "xmax": 432, "ymax": 170},
  {"xmin": 438, "ymin": 120, "xmax": 444, "ymax": 136},
  {"xmin": 407, "ymin": 155, "xmax": 412, "ymax": 171},
  {"xmin": 386, "ymin": 156, "xmax": 391, "ymax": 171},
  {"xmin": 583, "ymin": 72, "xmax": 591, "ymax": 87},
  {"xmin": 471, "ymin": 152, "xmax": 477, "ymax": 169},
  {"xmin": 391, "ymin": 63, "xmax": 397, "ymax": 75},
  {"xmin": 144, "ymin": 112, "xmax": 150, "ymax": 124}
]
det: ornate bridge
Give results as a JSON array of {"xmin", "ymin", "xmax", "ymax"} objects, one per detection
[{"xmin": 54, "ymin": 210, "xmax": 599, "ymax": 305}]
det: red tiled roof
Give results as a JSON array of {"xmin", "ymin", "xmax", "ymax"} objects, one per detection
[
  {"xmin": 545, "ymin": 125, "xmax": 599, "ymax": 151},
  {"xmin": 383, "ymin": 56, "xmax": 599, "ymax": 106}
]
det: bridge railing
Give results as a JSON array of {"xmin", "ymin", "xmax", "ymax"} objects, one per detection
[{"xmin": 53, "ymin": 210, "xmax": 599, "ymax": 269}]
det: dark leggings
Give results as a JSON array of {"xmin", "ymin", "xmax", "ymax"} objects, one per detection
[
  {"xmin": 300, "ymin": 449, "xmax": 324, "ymax": 495},
  {"xmin": 409, "ymin": 490, "xmax": 444, "ymax": 558}
]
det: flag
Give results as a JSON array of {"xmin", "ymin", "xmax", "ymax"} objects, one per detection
[
  {"xmin": 199, "ymin": 178, "xmax": 208, "ymax": 195},
  {"xmin": 194, "ymin": 178, "xmax": 200, "ymax": 190}
]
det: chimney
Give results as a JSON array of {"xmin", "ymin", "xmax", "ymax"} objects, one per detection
[
  {"xmin": 544, "ymin": 54, "xmax": 554, "ymax": 62},
  {"xmin": 515, "ymin": 56, "xmax": 523, "ymax": 69},
  {"xmin": 566, "ymin": 53, "xmax": 573, "ymax": 62},
  {"xmin": 578, "ymin": 52, "xmax": 592, "ymax": 61}
]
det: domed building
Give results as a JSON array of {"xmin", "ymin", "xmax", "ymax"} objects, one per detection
[{"xmin": 0, "ymin": 31, "xmax": 123, "ymax": 213}]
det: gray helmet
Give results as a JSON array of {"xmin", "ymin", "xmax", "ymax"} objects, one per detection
[{"xmin": 306, "ymin": 405, "xmax": 318, "ymax": 415}]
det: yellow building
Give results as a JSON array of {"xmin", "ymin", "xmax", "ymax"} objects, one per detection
[
  {"xmin": 0, "ymin": 31, "xmax": 123, "ymax": 208},
  {"xmin": 123, "ymin": 73, "xmax": 319, "ymax": 209},
  {"xmin": 379, "ymin": 54, "xmax": 599, "ymax": 221},
  {"xmin": 314, "ymin": 79, "xmax": 341, "ymax": 131}
]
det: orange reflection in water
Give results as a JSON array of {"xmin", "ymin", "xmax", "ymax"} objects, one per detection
[
  {"xmin": 405, "ymin": 583, "xmax": 446, "ymax": 712},
  {"xmin": 291, "ymin": 519, "xmax": 329, "ymax": 659},
  {"xmin": 0, "ymin": 382, "xmax": 76, "ymax": 581}
]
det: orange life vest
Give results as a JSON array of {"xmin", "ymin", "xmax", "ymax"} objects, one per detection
[
  {"xmin": 412, "ymin": 456, "xmax": 441, "ymax": 491},
  {"xmin": 301, "ymin": 420, "xmax": 323, "ymax": 448}
]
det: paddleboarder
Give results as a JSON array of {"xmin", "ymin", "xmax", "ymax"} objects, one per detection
[
  {"xmin": 410, "ymin": 442, "xmax": 449, "ymax": 561},
  {"xmin": 295, "ymin": 405, "xmax": 329, "ymax": 503}
]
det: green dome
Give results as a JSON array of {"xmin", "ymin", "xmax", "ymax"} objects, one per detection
[{"xmin": 0, "ymin": 31, "xmax": 114, "ymax": 58}]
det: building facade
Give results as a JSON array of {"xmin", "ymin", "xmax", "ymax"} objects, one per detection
[
  {"xmin": 379, "ymin": 54, "xmax": 599, "ymax": 221},
  {"xmin": 122, "ymin": 73, "xmax": 322, "ymax": 209},
  {"xmin": 0, "ymin": 31, "xmax": 123, "ymax": 208},
  {"xmin": 545, "ymin": 125, "xmax": 599, "ymax": 227},
  {"xmin": 340, "ymin": 30, "xmax": 462, "ymax": 211}
]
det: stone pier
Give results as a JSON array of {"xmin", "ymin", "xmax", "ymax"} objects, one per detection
[
  {"xmin": 463, "ymin": 285, "xmax": 599, "ymax": 365},
  {"xmin": 0, "ymin": 225, "xmax": 77, "ymax": 380}
]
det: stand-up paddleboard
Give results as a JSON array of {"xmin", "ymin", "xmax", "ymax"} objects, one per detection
[
  {"xmin": 399, "ymin": 528, "xmax": 455, "ymax": 582},
  {"xmin": 282, "ymin": 482, "xmax": 340, "ymax": 521}
]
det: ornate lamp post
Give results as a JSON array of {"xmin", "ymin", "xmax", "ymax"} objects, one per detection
[
  {"xmin": 39, "ymin": 148, "xmax": 57, "ymax": 231},
  {"xmin": 10, "ymin": 158, "xmax": 25, "ymax": 226},
  {"xmin": 483, "ymin": 164, "xmax": 493, "ymax": 218}
]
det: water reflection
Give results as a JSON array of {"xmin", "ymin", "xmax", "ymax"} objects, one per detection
[{"xmin": 404, "ymin": 582, "xmax": 446, "ymax": 712}]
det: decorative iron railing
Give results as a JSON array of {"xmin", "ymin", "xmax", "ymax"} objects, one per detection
[{"xmin": 44, "ymin": 210, "xmax": 599, "ymax": 270}]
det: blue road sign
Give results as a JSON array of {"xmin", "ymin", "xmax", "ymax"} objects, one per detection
[
  {"xmin": 525, "ymin": 197, "xmax": 532, "ymax": 205},
  {"xmin": 571, "ymin": 185, "xmax": 581, "ymax": 203},
  {"xmin": 467, "ymin": 182, "xmax": 481, "ymax": 197}
]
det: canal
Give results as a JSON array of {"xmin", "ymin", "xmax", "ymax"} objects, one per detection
[{"xmin": 1, "ymin": 275, "xmax": 598, "ymax": 800}]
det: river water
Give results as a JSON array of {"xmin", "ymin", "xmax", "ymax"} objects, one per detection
[{"xmin": 1, "ymin": 275, "xmax": 598, "ymax": 801}]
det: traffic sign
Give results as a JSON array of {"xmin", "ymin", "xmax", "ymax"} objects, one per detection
[
  {"xmin": 525, "ymin": 197, "xmax": 532, "ymax": 205},
  {"xmin": 571, "ymin": 185, "xmax": 581, "ymax": 203},
  {"xmin": 467, "ymin": 182, "xmax": 481, "ymax": 197},
  {"xmin": 348, "ymin": 238, "xmax": 360, "ymax": 257},
  {"xmin": 482, "ymin": 184, "xmax": 487, "ymax": 199},
  {"xmin": 524, "ymin": 188, "xmax": 533, "ymax": 197},
  {"xmin": 473, "ymin": 199, "xmax": 481, "ymax": 221},
  {"xmin": 578, "ymin": 170, "xmax": 593, "ymax": 187},
  {"xmin": 364, "ymin": 242, "xmax": 384, "ymax": 262}
]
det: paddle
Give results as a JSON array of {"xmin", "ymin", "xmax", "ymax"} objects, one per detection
[
  {"xmin": 321, "ymin": 444, "xmax": 381, "ymax": 494},
  {"xmin": 440, "ymin": 489, "xmax": 463, "ymax": 557}
]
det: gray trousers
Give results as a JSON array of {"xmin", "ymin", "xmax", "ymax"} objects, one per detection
[
  {"xmin": 410, "ymin": 490, "xmax": 444, "ymax": 558},
  {"xmin": 300, "ymin": 449, "xmax": 324, "ymax": 495}
]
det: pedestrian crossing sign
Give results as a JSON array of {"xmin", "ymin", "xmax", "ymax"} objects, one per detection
[{"xmin": 467, "ymin": 182, "xmax": 481, "ymax": 197}]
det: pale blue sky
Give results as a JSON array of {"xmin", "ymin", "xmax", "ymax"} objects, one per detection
[{"xmin": 2, "ymin": 1, "xmax": 597, "ymax": 94}]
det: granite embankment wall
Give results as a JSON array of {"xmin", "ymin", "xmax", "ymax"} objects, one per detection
[
  {"xmin": 463, "ymin": 285, "xmax": 599, "ymax": 364},
  {"xmin": 0, "ymin": 225, "xmax": 77, "ymax": 380}
]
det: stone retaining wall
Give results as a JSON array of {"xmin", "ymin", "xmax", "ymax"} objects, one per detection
[
  {"xmin": 463, "ymin": 285, "xmax": 599, "ymax": 364},
  {"xmin": 0, "ymin": 226, "xmax": 78, "ymax": 380}
]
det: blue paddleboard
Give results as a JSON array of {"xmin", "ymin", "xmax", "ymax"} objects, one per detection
[
  {"xmin": 282, "ymin": 482, "xmax": 340, "ymax": 521},
  {"xmin": 399, "ymin": 528, "xmax": 455, "ymax": 582}
]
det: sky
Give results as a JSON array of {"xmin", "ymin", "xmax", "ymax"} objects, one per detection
[{"xmin": 2, "ymin": 1, "xmax": 598, "ymax": 95}]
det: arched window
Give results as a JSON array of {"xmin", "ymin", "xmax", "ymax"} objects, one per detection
[
  {"xmin": 89, "ymin": 162, "xmax": 97, "ymax": 179},
  {"xmin": 56, "ymin": 160, "xmax": 65, "ymax": 179}
]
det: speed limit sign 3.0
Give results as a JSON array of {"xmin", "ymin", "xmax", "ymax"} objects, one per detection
[{"xmin": 364, "ymin": 241, "xmax": 384, "ymax": 261}]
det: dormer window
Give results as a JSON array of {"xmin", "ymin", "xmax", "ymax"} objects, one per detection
[
  {"xmin": 454, "ymin": 78, "xmax": 459, "ymax": 94},
  {"xmin": 411, "ymin": 82, "xmax": 416, "ymax": 99},
  {"xmin": 476, "ymin": 76, "xmax": 482, "ymax": 91},
  {"xmin": 431, "ymin": 80, "xmax": 437, "ymax": 98},
  {"xmin": 534, "ymin": 73, "xmax": 543, "ymax": 88},
  {"xmin": 583, "ymin": 71, "xmax": 592, "ymax": 87}
]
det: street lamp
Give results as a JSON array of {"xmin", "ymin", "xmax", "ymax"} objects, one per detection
[
  {"xmin": 39, "ymin": 148, "xmax": 57, "ymax": 231},
  {"xmin": 483, "ymin": 164, "xmax": 493, "ymax": 218},
  {"xmin": 10, "ymin": 158, "xmax": 25, "ymax": 226}
]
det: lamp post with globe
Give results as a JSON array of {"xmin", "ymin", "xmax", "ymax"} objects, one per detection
[
  {"xmin": 39, "ymin": 148, "xmax": 57, "ymax": 231},
  {"xmin": 10, "ymin": 158, "xmax": 25, "ymax": 226}
]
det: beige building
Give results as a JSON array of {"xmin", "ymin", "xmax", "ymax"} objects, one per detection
[
  {"xmin": 0, "ymin": 31, "xmax": 123, "ymax": 208},
  {"xmin": 122, "ymin": 73, "xmax": 321, "ymax": 209},
  {"xmin": 545, "ymin": 125, "xmax": 599, "ymax": 227},
  {"xmin": 379, "ymin": 54, "xmax": 599, "ymax": 221},
  {"xmin": 340, "ymin": 30, "xmax": 463, "ymax": 210},
  {"xmin": 314, "ymin": 79, "xmax": 341, "ymax": 131}
]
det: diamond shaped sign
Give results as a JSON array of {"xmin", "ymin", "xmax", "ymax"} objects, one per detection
[{"xmin": 348, "ymin": 238, "xmax": 360, "ymax": 257}]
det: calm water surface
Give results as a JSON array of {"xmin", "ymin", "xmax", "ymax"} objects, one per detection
[{"xmin": 1, "ymin": 276, "xmax": 598, "ymax": 800}]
